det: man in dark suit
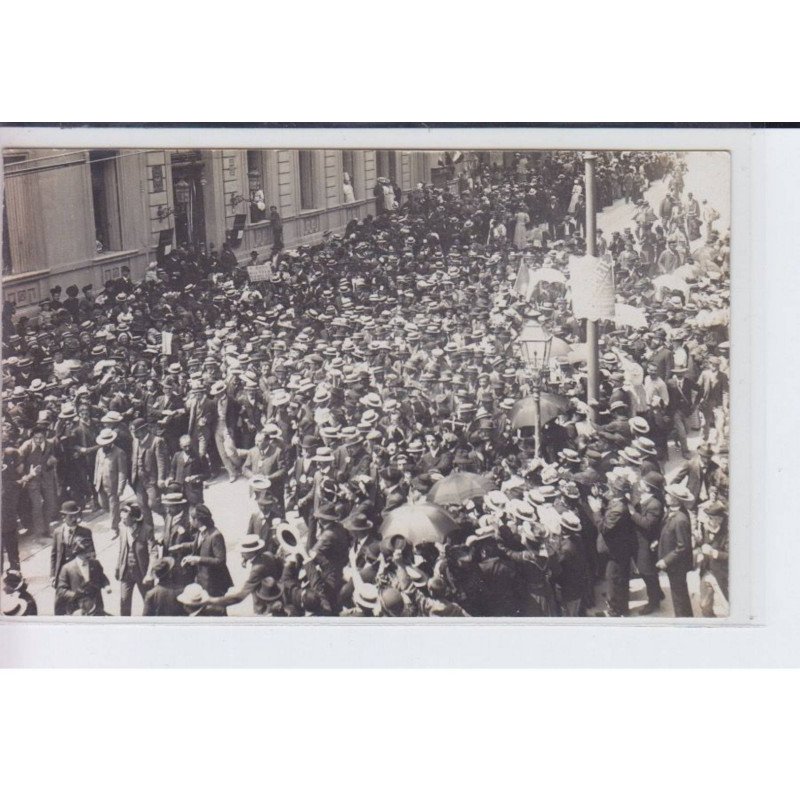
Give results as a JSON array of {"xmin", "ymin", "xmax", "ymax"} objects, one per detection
[
  {"xmin": 241, "ymin": 426, "xmax": 287, "ymax": 513},
  {"xmin": 672, "ymin": 443, "xmax": 715, "ymax": 509},
  {"xmin": 648, "ymin": 332, "xmax": 674, "ymax": 381},
  {"xmin": 696, "ymin": 501, "xmax": 729, "ymax": 618},
  {"xmin": 116, "ymin": 502, "xmax": 157, "ymax": 616},
  {"xmin": 159, "ymin": 491, "xmax": 195, "ymax": 589},
  {"xmin": 657, "ymin": 485, "xmax": 695, "ymax": 617},
  {"xmin": 379, "ymin": 467, "xmax": 408, "ymax": 517},
  {"xmin": 597, "ymin": 475, "xmax": 637, "ymax": 617},
  {"xmin": 182, "ymin": 504, "xmax": 233, "ymax": 599},
  {"xmin": 417, "ymin": 433, "xmax": 453, "ymax": 476},
  {"xmin": 18, "ymin": 424, "xmax": 60, "ymax": 537},
  {"xmin": 169, "ymin": 435, "xmax": 206, "ymax": 506},
  {"xmin": 56, "ymin": 536, "xmax": 111, "ymax": 615},
  {"xmin": 628, "ymin": 472, "xmax": 666, "ymax": 614},
  {"xmin": 667, "ymin": 365, "xmax": 696, "ymax": 459},
  {"xmin": 50, "ymin": 500, "xmax": 96, "ymax": 615},
  {"xmin": 130, "ymin": 418, "xmax": 169, "ymax": 527},
  {"xmin": 143, "ymin": 558, "xmax": 183, "ymax": 616},
  {"xmin": 206, "ymin": 534, "xmax": 282, "ymax": 615},
  {"xmin": 290, "ymin": 435, "xmax": 317, "ymax": 512},
  {"xmin": 246, "ymin": 489, "xmax": 279, "ymax": 550}
]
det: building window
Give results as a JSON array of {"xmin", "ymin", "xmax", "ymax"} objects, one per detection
[
  {"xmin": 3, "ymin": 153, "xmax": 27, "ymax": 275},
  {"xmin": 342, "ymin": 150, "xmax": 358, "ymax": 203},
  {"xmin": 2, "ymin": 197, "xmax": 12, "ymax": 275},
  {"xmin": 247, "ymin": 150, "xmax": 268, "ymax": 223},
  {"xmin": 299, "ymin": 150, "xmax": 317, "ymax": 210},
  {"xmin": 90, "ymin": 150, "xmax": 122, "ymax": 253},
  {"xmin": 376, "ymin": 150, "xmax": 397, "ymax": 183}
]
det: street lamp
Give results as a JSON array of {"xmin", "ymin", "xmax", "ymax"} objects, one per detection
[
  {"xmin": 518, "ymin": 317, "xmax": 553, "ymax": 458},
  {"xmin": 518, "ymin": 317, "xmax": 553, "ymax": 372}
]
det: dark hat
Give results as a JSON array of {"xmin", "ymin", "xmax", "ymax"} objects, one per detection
[
  {"xmin": 151, "ymin": 558, "xmax": 174, "ymax": 580},
  {"xmin": 60, "ymin": 500, "xmax": 81, "ymax": 515},
  {"xmin": 2, "ymin": 569, "xmax": 25, "ymax": 592},
  {"xmin": 122, "ymin": 501, "xmax": 143, "ymax": 521},
  {"xmin": 704, "ymin": 501, "xmax": 728, "ymax": 519},
  {"xmin": 73, "ymin": 537, "xmax": 94, "ymax": 555},
  {"xmin": 642, "ymin": 471, "xmax": 665, "ymax": 492},
  {"xmin": 379, "ymin": 587, "xmax": 405, "ymax": 617},
  {"xmin": 255, "ymin": 577, "xmax": 283, "ymax": 604},
  {"xmin": 343, "ymin": 513, "xmax": 372, "ymax": 533}
]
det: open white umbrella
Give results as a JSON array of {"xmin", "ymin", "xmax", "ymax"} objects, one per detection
[
  {"xmin": 653, "ymin": 273, "xmax": 689, "ymax": 293},
  {"xmin": 529, "ymin": 267, "xmax": 567, "ymax": 285},
  {"xmin": 428, "ymin": 472, "xmax": 496, "ymax": 505},
  {"xmin": 566, "ymin": 342, "xmax": 590, "ymax": 364},
  {"xmin": 613, "ymin": 303, "xmax": 649, "ymax": 329}
]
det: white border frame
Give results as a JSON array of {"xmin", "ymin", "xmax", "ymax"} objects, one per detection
[{"xmin": 0, "ymin": 126, "xmax": 772, "ymax": 666}]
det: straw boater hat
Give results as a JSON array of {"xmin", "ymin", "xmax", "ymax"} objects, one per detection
[
  {"xmin": 176, "ymin": 583, "xmax": 210, "ymax": 608},
  {"xmin": 263, "ymin": 423, "xmax": 282, "ymax": 439},
  {"xmin": 1, "ymin": 593, "xmax": 28, "ymax": 616},
  {"xmin": 559, "ymin": 511, "xmax": 582, "ymax": 533},
  {"xmin": 95, "ymin": 428, "xmax": 117, "ymax": 446},
  {"xmin": 162, "ymin": 492, "xmax": 187, "ymax": 507},
  {"xmin": 559, "ymin": 448, "xmax": 581, "ymax": 465},
  {"xmin": 270, "ymin": 388, "xmax": 290, "ymax": 406},
  {"xmin": 313, "ymin": 447, "xmax": 334, "ymax": 463},
  {"xmin": 484, "ymin": 490, "xmax": 509, "ymax": 514},
  {"xmin": 507, "ymin": 499, "xmax": 536, "ymax": 523},
  {"xmin": 353, "ymin": 582, "xmax": 380, "ymax": 612},
  {"xmin": 239, "ymin": 534, "xmax": 267, "ymax": 554},
  {"xmin": 58, "ymin": 403, "xmax": 77, "ymax": 420},
  {"xmin": 666, "ymin": 484, "xmax": 694, "ymax": 505},
  {"xmin": 248, "ymin": 475, "xmax": 272, "ymax": 493}
]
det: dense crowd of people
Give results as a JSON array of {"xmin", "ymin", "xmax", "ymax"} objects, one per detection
[{"xmin": 0, "ymin": 150, "xmax": 730, "ymax": 619}]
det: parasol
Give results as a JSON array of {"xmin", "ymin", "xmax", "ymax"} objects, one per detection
[
  {"xmin": 427, "ymin": 472, "xmax": 497, "ymax": 505},
  {"xmin": 653, "ymin": 273, "xmax": 689, "ymax": 294},
  {"xmin": 549, "ymin": 336, "xmax": 572, "ymax": 358},
  {"xmin": 509, "ymin": 392, "xmax": 570, "ymax": 428},
  {"xmin": 673, "ymin": 264, "xmax": 698, "ymax": 281},
  {"xmin": 565, "ymin": 342, "xmax": 590, "ymax": 364},
  {"xmin": 613, "ymin": 303, "xmax": 649, "ymax": 329},
  {"xmin": 380, "ymin": 502, "xmax": 459, "ymax": 545},
  {"xmin": 529, "ymin": 267, "xmax": 567, "ymax": 285}
]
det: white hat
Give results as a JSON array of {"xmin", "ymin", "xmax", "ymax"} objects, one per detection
[
  {"xmin": 95, "ymin": 428, "xmax": 117, "ymax": 446},
  {"xmin": 176, "ymin": 583, "xmax": 210, "ymax": 607}
]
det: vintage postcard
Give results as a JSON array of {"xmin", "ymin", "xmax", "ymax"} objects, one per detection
[{"xmin": 1, "ymin": 135, "xmax": 732, "ymax": 620}]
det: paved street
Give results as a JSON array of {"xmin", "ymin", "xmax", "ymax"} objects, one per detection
[
  {"xmin": 586, "ymin": 151, "xmax": 730, "ymax": 617},
  {"xmin": 10, "ymin": 151, "xmax": 730, "ymax": 619}
]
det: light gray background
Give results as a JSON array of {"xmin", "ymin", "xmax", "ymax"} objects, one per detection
[{"xmin": 0, "ymin": 126, "xmax": 789, "ymax": 666}]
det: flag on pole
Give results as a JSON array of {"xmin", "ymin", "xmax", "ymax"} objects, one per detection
[
  {"xmin": 613, "ymin": 303, "xmax": 648, "ymax": 329},
  {"xmin": 513, "ymin": 259, "xmax": 534, "ymax": 300},
  {"xmin": 569, "ymin": 254, "xmax": 615, "ymax": 321}
]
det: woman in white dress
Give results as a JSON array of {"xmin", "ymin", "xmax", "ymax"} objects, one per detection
[
  {"xmin": 568, "ymin": 179, "xmax": 583, "ymax": 214},
  {"xmin": 513, "ymin": 206, "xmax": 530, "ymax": 249},
  {"xmin": 342, "ymin": 172, "xmax": 356, "ymax": 204}
]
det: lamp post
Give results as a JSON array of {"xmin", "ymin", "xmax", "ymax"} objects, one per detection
[
  {"xmin": 584, "ymin": 152, "xmax": 600, "ymax": 408},
  {"xmin": 518, "ymin": 317, "xmax": 553, "ymax": 458}
]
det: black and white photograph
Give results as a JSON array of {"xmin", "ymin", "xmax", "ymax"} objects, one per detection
[{"xmin": 0, "ymin": 143, "xmax": 731, "ymax": 620}]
